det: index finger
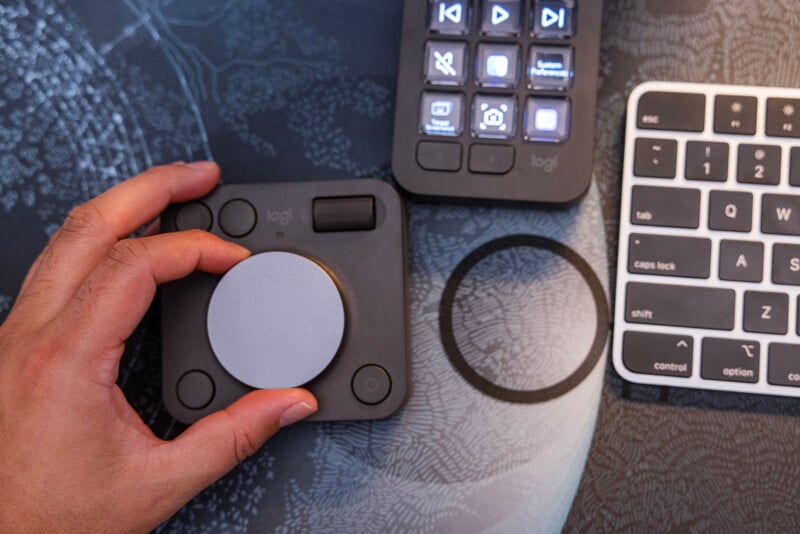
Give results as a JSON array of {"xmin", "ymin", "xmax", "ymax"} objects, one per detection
[{"xmin": 13, "ymin": 162, "xmax": 221, "ymax": 326}]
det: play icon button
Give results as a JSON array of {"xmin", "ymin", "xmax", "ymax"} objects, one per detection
[
  {"xmin": 481, "ymin": 0, "xmax": 520, "ymax": 36},
  {"xmin": 491, "ymin": 5, "xmax": 510, "ymax": 25}
]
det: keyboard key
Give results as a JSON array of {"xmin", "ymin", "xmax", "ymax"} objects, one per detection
[
  {"xmin": 527, "ymin": 45, "xmax": 573, "ymax": 91},
  {"xmin": 424, "ymin": 41, "xmax": 468, "ymax": 85},
  {"xmin": 718, "ymin": 240, "xmax": 763, "ymax": 282},
  {"xmin": 481, "ymin": 0, "xmax": 521, "ymax": 36},
  {"xmin": 685, "ymin": 141, "xmax": 729, "ymax": 181},
  {"xmin": 743, "ymin": 291, "xmax": 788, "ymax": 334},
  {"xmin": 469, "ymin": 144, "xmax": 514, "ymax": 174},
  {"xmin": 475, "ymin": 44, "xmax": 520, "ymax": 88},
  {"xmin": 416, "ymin": 141, "xmax": 462, "ymax": 171},
  {"xmin": 772, "ymin": 243, "xmax": 800, "ymax": 285},
  {"xmin": 714, "ymin": 95, "xmax": 757, "ymax": 135},
  {"xmin": 625, "ymin": 282, "xmax": 735, "ymax": 330},
  {"xmin": 737, "ymin": 144, "xmax": 781, "ymax": 185},
  {"xmin": 532, "ymin": 0, "xmax": 575, "ymax": 38},
  {"xmin": 523, "ymin": 97, "xmax": 570, "ymax": 142},
  {"xmin": 419, "ymin": 92, "xmax": 464, "ymax": 136},
  {"xmin": 472, "ymin": 95, "xmax": 517, "ymax": 139},
  {"xmin": 622, "ymin": 331, "xmax": 693, "ymax": 378},
  {"xmin": 708, "ymin": 191, "xmax": 752, "ymax": 232},
  {"xmin": 766, "ymin": 98, "xmax": 800, "ymax": 138},
  {"xmin": 768, "ymin": 343, "xmax": 800, "ymax": 387},
  {"xmin": 630, "ymin": 185, "xmax": 700, "ymax": 228},
  {"xmin": 429, "ymin": 0, "xmax": 470, "ymax": 34},
  {"xmin": 637, "ymin": 92, "xmax": 705, "ymax": 132},
  {"xmin": 791, "ymin": 147, "xmax": 800, "ymax": 187},
  {"xmin": 634, "ymin": 138, "xmax": 678, "ymax": 178},
  {"xmin": 701, "ymin": 337, "xmax": 759, "ymax": 383},
  {"xmin": 761, "ymin": 194, "xmax": 800, "ymax": 235},
  {"xmin": 628, "ymin": 233, "xmax": 711, "ymax": 278}
]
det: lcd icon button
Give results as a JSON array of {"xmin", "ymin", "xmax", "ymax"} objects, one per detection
[
  {"xmin": 438, "ymin": 2, "xmax": 463, "ymax": 24},
  {"xmin": 431, "ymin": 100, "xmax": 452, "ymax": 117},
  {"xmin": 541, "ymin": 6, "xmax": 566, "ymax": 29},
  {"xmin": 491, "ymin": 5, "xmax": 510, "ymax": 25},
  {"xmin": 486, "ymin": 54, "xmax": 509, "ymax": 77},
  {"xmin": 535, "ymin": 108, "xmax": 559, "ymax": 131},
  {"xmin": 480, "ymin": 103, "xmax": 509, "ymax": 132}
]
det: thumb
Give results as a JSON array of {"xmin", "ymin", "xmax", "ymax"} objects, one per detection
[{"xmin": 149, "ymin": 388, "xmax": 317, "ymax": 513}]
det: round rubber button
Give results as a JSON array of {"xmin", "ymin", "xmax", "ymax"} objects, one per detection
[
  {"xmin": 176, "ymin": 370, "xmax": 215, "ymax": 410},
  {"xmin": 175, "ymin": 202, "xmax": 212, "ymax": 231},
  {"xmin": 351, "ymin": 365, "xmax": 391, "ymax": 405},
  {"xmin": 207, "ymin": 251, "xmax": 345, "ymax": 389},
  {"xmin": 219, "ymin": 199, "xmax": 256, "ymax": 237}
]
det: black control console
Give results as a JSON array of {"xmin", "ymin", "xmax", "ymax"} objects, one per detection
[
  {"xmin": 392, "ymin": 0, "xmax": 602, "ymax": 203},
  {"xmin": 161, "ymin": 179, "xmax": 408, "ymax": 423}
]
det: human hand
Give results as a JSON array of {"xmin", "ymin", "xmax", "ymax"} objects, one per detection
[{"xmin": 0, "ymin": 162, "xmax": 317, "ymax": 533}]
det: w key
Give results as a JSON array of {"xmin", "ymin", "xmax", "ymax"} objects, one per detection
[{"xmin": 762, "ymin": 194, "xmax": 800, "ymax": 235}]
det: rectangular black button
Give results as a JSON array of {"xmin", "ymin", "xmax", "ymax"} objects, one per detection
[
  {"xmin": 637, "ymin": 91, "xmax": 705, "ymax": 132},
  {"xmin": 685, "ymin": 141, "xmax": 729, "ymax": 182},
  {"xmin": 772, "ymin": 243, "xmax": 800, "ymax": 285},
  {"xmin": 766, "ymin": 98, "xmax": 800, "ymax": 138},
  {"xmin": 625, "ymin": 282, "xmax": 735, "ymax": 330},
  {"xmin": 708, "ymin": 190, "xmax": 752, "ymax": 232},
  {"xmin": 313, "ymin": 196, "xmax": 375, "ymax": 232},
  {"xmin": 762, "ymin": 194, "xmax": 800, "ymax": 235},
  {"xmin": 714, "ymin": 95, "xmax": 757, "ymax": 135},
  {"xmin": 737, "ymin": 144, "xmax": 781, "ymax": 185},
  {"xmin": 701, "ymin": 337, "xmax": 759, "ymax": 383},
  {"xmin": 791, "ymin": 147, "xmax": 800, "ymax": 187},
  {"xmin": 622, "ymin": 331, "xmax": 692, "ymax": 377},
  {"xmin": 469, "ymin": 144, "xmax": 514, "ymax": 174},
  {"xmin": 417, "ymin": 141, "xmax": 462, "ymax": 171},
  {"xmin": 718, "ymin": 240, "xmax": 763, "ymax": 282},
  {"xmin": 743, "ymin": 291, "xmax": 788, "ymax": 335},
  {"xmin": 628, "ymin": 233, "xmax": 710, "ymax": 278},
  {"xmin": 630, "ymin": 185, "xmax": 700, "ymax": 228},
  {"xmin": 634, "ymin": 138, "xmax": 677, "ymax": 178},
  {"xmin": 768, "ymin": 343, "xmax": 800, "ymax": 386}
]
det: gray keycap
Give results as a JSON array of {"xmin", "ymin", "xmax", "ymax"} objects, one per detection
[
  {"xmin": 743, "ymin": 291, "xmax": 788, "ymax": 335},
  {"xmin": 719, "ymin": 240, "xmax": 763, "ymax": 282},
  {"xmin": 772, "ymin": 243, "xmax": 800, "ymax": 285},
  {"xmin": 762, "ymin": 194, "xmax": 800, "ymax": 235},
  {"xmin": 768, "ymin": 343, "xmax": 800, "ymax": 387},
  {"xmin": 625, "ymin": 282, "xmax": 735, "ymax": 330},
  {"xmin": 634, "ymin": 138, "xmax": 678, "ymax": 178},
  {"xmin": 622, "ymin": 331, "xmax": 692, "ymax": 378},
  {"xmin": 628, "ymin": 233, "xmax": 710, "ymax": 278},
  {"xmin": 738, "ymin": 144, "xmax": 781, "ymax": 185},
  {"xmin": 701, "ymin": 337, "xmax": 759, "ymax": 383},
  {"xmin": 630, "ymin": 186, "xmax": 700, "ymax": 228},
  {"xmin": 685, "ymin": 141, "xmax": 729, "ymax": 181},
  {"xmin": 709, "ymin": 190, "xmax": 752, "ymax": 232}
]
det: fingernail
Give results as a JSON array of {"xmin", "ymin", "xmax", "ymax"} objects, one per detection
[
  {"xmin": 229, "ymin": 242, "xmax": 252, "ymax": 259},
  {"xmin": 279, "ymin": 402, "xmax": 317, "ymax": 428},
  {"xmin": 185, "ymin": 160, "xmax": 217, "ymax": 171}
]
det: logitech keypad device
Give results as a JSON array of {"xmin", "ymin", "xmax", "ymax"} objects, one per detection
[
  {"xmin": 614, "ymin": 81, "xmax": 800, "ymax": 397},
  {"xmin": 161, "ymin": 179, "xmax": 408, "ymax": 423},
  {"xmin": 392, "ymin": 0, "xmax": 602, "ymax": 203}
]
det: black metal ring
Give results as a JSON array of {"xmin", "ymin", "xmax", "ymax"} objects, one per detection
[{"xmin": 439, "ymin": 235, "xmax": 609, "ymax": 403}]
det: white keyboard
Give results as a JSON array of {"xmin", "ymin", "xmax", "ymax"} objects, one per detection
[{"xmin": 614, "ymin": 81, "xmax": 800, "ymax": 396}]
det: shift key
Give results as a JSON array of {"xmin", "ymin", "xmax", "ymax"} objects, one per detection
[
  {"xmin": 625, "ymin": 282, "xmax": 735, "ymax": 330},
  {"xmin": 631, "ymin": 186, "xmax": 701, "ymax": 228}
]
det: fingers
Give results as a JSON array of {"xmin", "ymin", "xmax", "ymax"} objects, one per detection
[
  {"xmin": 13, "ymin": 162, "xmax": 220, "ymax": 325},
  {"xmin": 145, "ymin": 389, "xmax": 317, "ymax": 517},
  {"xmin": 57, "ymin": 230, "xmax": 250, "ymax": 361}
]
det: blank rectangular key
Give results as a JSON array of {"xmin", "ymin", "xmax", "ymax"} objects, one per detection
[
  {"xmin": 628, "ymin": 233, "xmax": 711, "ymax": 278},
  {"xmin": 630, "ymin": 186, "xmax": 701, "ymax": 228},
  {"xmin": 637, "ymin": 92, "xmax": 705, "ymax": 132},
  {"xmin": 625, "ymin": 282, "xmax": 735, "ymax": 330}
]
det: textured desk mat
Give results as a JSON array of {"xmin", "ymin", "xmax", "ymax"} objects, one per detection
[{"xmin": 0, "ymin": 0, "xmax": 796, "ymax": 532}]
